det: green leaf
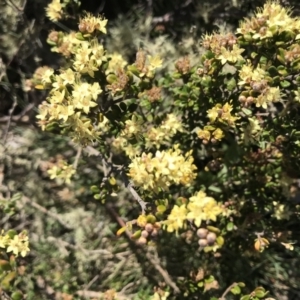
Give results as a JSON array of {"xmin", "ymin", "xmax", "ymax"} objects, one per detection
[
  {"xmin": 280, "ymin": 80, "xmax": 291, "ymax": 88},
  {"xmin": 11, "ymin": 291, "xmax": 23, "ymax": 300},
  {"xmin": 255, "ymin": 290, "xmax": 268, "ymax": 298},
  {"xmin": 216, "ymin": 236, "xmax": 224, "ymax": 247},
  {"xmin": 242, "ymin": 108, "xmax": 252, "ymax": 116},
  {"xmin": 6, "ymin": 230, "xmax": 17, "ymax": 239},
  {"xmin": 254, "ymin": 287, "xmax": 267, "ymax": 298},
  {"xmin": 277, "ymin": 48, "xmax": 286, "ymax": 64},
  {"xmin": 231, "ymin": 285, "xmax": 241, "ymax": 295},
  {"xmin": 204, "ymin": 125, "xmax": 216, "ymax": 131},
  {"xmin": 90, "ymin": 185, "xmax": 100, "ymax": 193},
  {"xmin": 204, "ymin": 275, "xmax": 215, "ymax": 283},
  {"xmin": 226, "ymin": 222, "xmax": 234, "ymax": 231},
  {"xmin": 208, "ymin": 185, "xmax": 222, "ymax": 193},
  {"xmin": 277, "ymin": 65, "xmax": 288, "ymax": 76},
  {"xmin": 268, "ymin": 66, "xmax": 278, "ymax": 76},
  {"xmin": 119, "ymin": 102, "xmax": 127, "ymax": 112},
  {"xmin": 0, "ymin": 260, "xmax": 12, "ymax": 272},
  {"xmin": 226, "ymin": 77, "xmax": 236, "ymax": 91},
  {"xmin": 127, "ymin": 103, "xmax": 138, "ymax": 113},
  {"xmin": 1, "ymin": 271, "xmax": 16, "ymax": 289},
  {"xmin": 156, "ymin": 205, "xmax": 166, "ymax": 213},
  {"xmin": 240, "ymin": 296, "xmax": 250, "ymax": 300},
  {"xmin": 11, "ymin": 193, "xmax": 22, "ymax": 202}
]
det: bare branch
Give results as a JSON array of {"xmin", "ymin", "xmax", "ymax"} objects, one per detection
[
  {"xmin": 219, "ymin": 282, "xmax": 238, "ymax": 300},
  {"xmin": 2, "ymin": 95, "xmax": 17, "ymax": 144}
]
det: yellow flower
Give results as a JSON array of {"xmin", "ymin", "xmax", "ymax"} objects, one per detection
[
  {"xmin": 239, "ymin": 61, "xmax": 267, "ymax": 86},
  {"xmin": 59, "ymin": 68, "xmax": 76, "ymax": 85},
  {"xmin": 217, "ymin": 45, "xmax": 244, "ymax": 65},
  {"xmin": 72, "ymin": 82, "xmax": 100, "ymax": 114},
  {"xmin": 207, "ymin": 105, "xmax": 221, "ymax": 123},
  {"xmin": 207, "ymin": 103, "xmax": 239, "ymax": 126},
  {"xmin": 148, "ymin": 55, "xmax": 163, "ymax": 71},
  {"xmin": 256, "ymin": 87, "xmax": 281, "ymax": 109},
  {"xmin": 6, "ymin": 235, "xmax": 30, "ymax": 257},
  {"xmin": 48, "ymin": 165, "xmax": 59, "ymax": 179},
  {"xmin": 46, "ymin": 0, "xmax": 63, "ymax": 22},
  {"xmin": 57, "ymin": 104, "xmax": 74, "ymax": 122},
  {"xmin": 128, "ymin": 147, "xmax": 197, "ymax": 192},
  {"xmin": 41, "ymin": 68, "xmax": 54, "ymax": 84},
  {"xmin": 49, "ymin": 90, "xmax": 65, "ymax": 104},
  {"xmin": 160, "ymin": 114, "xmax": 183, "ymax": 135},
  {"xmin": 187, "ymin": 191, "xmax": 223, "ymax": 227},
  {"xmin": 165, "ymin": 204, "xmax": 187, "ymax": 233},
  {"xmin": 106, "ymin": 53, "xmax": 127, "ymax": 75},
  {"xmin": 212, "ymin": 128, "xmax": 224, "ymax": 140},
  {"xmin": 79, "ymin": 13, "xmax": 108, "ymax": 34},
  {"xmin": 197, "ymin": 129, "xmax": 211, "ymax": 140}
]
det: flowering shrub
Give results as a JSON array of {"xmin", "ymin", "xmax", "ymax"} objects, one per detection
[{"xmin": 26, "ymin": 0, "xmax": 300, "ymax": 298}]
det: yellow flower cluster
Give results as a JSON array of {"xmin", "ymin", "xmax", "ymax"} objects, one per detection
[
  {"xmin": 237, "ymin": 1, "xmax": 300, "ymax": 40},
  {"xmin": 217, "ymin": 45, "xmax": 245, "ymax": 65},
  {"xmin": 0, "ymin": 230, "xmax": 30, "ymax": 257},
  {"xmin": 145, "ymin": 114, "xmax": 183, "ymax": 148},
  {"xmin": 106, "ymin": 53, "xmax": 128, "ymax": 75},
  {"xmin": 133, "ymin": 49, "xmax": 163, "ymax": 78},
  {"xmin": 238, "ymin": 62, "xmax": 266, "ymax": 86},
  {"xmin": 207, "ymin": 103, "xmax": 239, "ymax": 126},
  {"xmin": 79, "ymin": 13, "xmax": 108, "ymax": 35},
  {"xmin": 113, "ymin": 114, "xmax": 183, "ymax": 157},
  {"xmin": 47, "ymin": 160, "xmax": 76, "ymax": 184},
  {"xmin": 256, "ymin": 87, "xmax": 281, "ymax": 109},
  {"xmin": 121, "ymin": 117, "xmax": 143, "ymax": 139},
  {"xmin": 45, "ymin": 0, "xmax": 63, "ymax": 22},
  {"xmin": 187, "ymin": 191, "xmax": 223, "ymax": 227},
  {"xmin": 197, "ymin": 126, "xmax": 224, "ymax": 143},
  {"xmin": 113, "ymin": 137, "xmax": 142, "ymax": 158},
  {"xmin": 242, "ymin": 117, "xmax": 262, "ymax": 145},
  {"xmin": 72, "ymin": 40, "xmax": 107, "ymax": 77},
  {"xmin": 128, "ymin": 145, "xmax": 197, "ymax": 192},
  {"xmin": 201, "ymin": 32, "xmax": 244, "ymax": 64},
  {"xmin": 35, "ymin": 15, "xmax": 109, "ymax": 145},
  {"xmin": 48, "ymin": 31, "xmax": 83, "ymax": 57},
  {"xmin": 164, "ymin": 191, "xmax": 223, "ymax": 233},
  {"xmin": 239, "ymin": 62, "xmax": 281, "ymax": 109},
  {"xmin": 165, "ymin": 204, "xmax": 187, "ymax": 233}
]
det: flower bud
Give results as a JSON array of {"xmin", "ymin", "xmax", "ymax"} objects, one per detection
[
  {"xmin": 145, "ymin": 223, "xmax": 154, "ymax": 233},
  {"xmin": 198, "ymin": 239, "xmax": 208, "ymax": 247},
  {"xmin": 206, "ymin": 232, "xmax": 217, "ymax": 245},
  {"xmin": 197, "ymin": 228, "xmax": 208, "ymax": 239}
]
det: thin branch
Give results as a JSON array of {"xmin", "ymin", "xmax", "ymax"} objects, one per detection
[
  {"xmin": 146, "ymin": 251, "xmax": 180, "ymax": 294},
  {"xmin": 124, "ymin": 180, "xmax": 148, "ymax": 214},
  {"xmin": 84, "ymin": 145, "xmax": 148, "ymax": 213},
  {"xmin": 72, "ymin": 146, "xmax": 82, "ymax": 169},
  {"xmin": 107, "ymin": 204, "xmax": 180, "ymax": 294},
  {"xmin": 6, "ymin": 0, "xmax": 27, "ymax": 12},
  {"xmin": 219, "ymin": 282, "xmax": 238, "ymax": 300},
  {"xmin": 76, "ymin": 290, "xmax": 131, "ymax": 300},
  {"xmin": 2, "ymin": 95, "xmax": 17, "ymax": 144},
  {"xmin": 83, "ymin": 275, "xmax": 99, "ymax": 291}
]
